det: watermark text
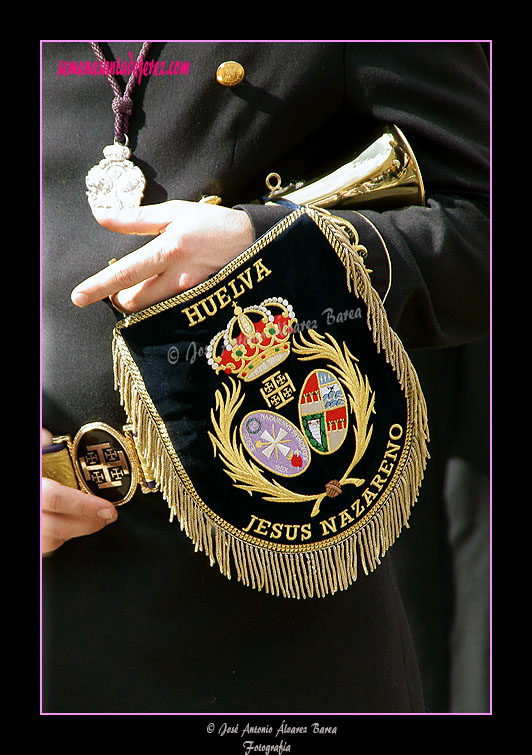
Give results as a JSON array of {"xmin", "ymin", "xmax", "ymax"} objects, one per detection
[{"xmin": 57, "ymin": 52, "xmax": 190, "ymax": 84}]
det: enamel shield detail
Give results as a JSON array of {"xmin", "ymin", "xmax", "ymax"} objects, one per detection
[
  {"xmin": 240, "ymin": 411, "xmax": 310, "ymax": 477},
  {"xmin": 299, "ymin": 369, "xmax": 348, "ymax": 455}
]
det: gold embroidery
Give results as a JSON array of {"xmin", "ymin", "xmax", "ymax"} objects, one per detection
[
  {"xmin": 206, "ymin": 298, "xmax": 295, "ymax": 382},
  {"xmin": 180, "ymin": 258, "xmax": 273, "ymax": 327},
  {"xmin": 208, "ymin": 329, "xmax": 374, "ymax": 518},
  {"xmin": 260, "ymin": 370, "xmax": 295, "ymax": 409}
]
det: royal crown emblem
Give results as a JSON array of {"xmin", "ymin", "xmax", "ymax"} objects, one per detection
[{"xmin": 206, "ymin": 298, "xmax": 295, "ymax": 381}]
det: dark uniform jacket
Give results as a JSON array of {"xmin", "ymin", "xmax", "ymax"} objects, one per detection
[{"xmin": 41, "ymin": 41, "xmax": 489, "ymax": 714}]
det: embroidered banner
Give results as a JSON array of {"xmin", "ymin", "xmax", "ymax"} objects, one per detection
[{"xmin": 113, "ymin": 208, "xmax": 429, "ymax": 598}]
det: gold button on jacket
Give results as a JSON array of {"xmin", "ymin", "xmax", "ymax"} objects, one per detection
[{"xmin": 216, "ymin": 61, "xmax": 245, "ymax": 86}]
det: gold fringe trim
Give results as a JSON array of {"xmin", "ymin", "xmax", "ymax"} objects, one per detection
[{"xmin": 112, "ymin": 208, "xmax": 429, "ymax": 599}]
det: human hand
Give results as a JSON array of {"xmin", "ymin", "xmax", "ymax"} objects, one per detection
[
  {"xmin": 71, "ymin": 200, "xmax": 255, "ymax": 313},
  {"xmin": 42, "ymin": 429, "xmax": 118, "ymax": 555}
]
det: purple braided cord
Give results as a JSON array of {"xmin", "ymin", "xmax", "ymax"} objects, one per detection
[{"xmin": 89, "ymin": 42, "xmax": 152, "ymax": 144}]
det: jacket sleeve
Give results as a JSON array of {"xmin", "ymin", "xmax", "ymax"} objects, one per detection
[{"xmin": 238, "ymin": 42, "xmax": 490, "ymax": 350}]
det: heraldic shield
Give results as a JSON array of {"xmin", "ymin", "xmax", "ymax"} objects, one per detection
[{"xmin": 112, "ymin": 207, "xmax": 429, "ymax": 598}]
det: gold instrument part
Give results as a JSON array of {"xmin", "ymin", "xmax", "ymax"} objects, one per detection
[{"xmin": 265, "ymin": 124, "xmax": 425, "ymax": 210}]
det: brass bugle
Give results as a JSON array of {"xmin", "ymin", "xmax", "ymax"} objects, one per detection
[{"xmin": 264, "ymin": 124, "xmax": 425, "ymax": 210}]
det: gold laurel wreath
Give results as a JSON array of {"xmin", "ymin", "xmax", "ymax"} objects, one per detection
[{"xmin": 208, "ymin": 330, "xmax": 375, "ymax": 518}]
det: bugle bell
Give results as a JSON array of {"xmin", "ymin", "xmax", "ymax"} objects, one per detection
[{"xmin": 264, "ymin": 124, "xmax": 425, "ymax": 211}]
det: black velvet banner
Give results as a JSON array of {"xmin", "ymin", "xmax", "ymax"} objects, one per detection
[{"xmin": 116, "ymin": 210, "xmax": 416, "ymax": 560}]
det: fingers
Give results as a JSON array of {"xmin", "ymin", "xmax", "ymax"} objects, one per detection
[
  {"xmin": 42, "ymin": 477, "xmax": 117, "ymax": 555},
  {"xmin": 92, "ymin": 200, "xmax": 184, "ymax": 236},
  {"xmin": 42, "ymin": 477, "xmax": 117, "ymax": 520},
  {"xmin": 71, "ymin": 201, "xmax": 188, "ymax": 307},
  {"xmin": 109, "ymin": 268, "xmax": 187, "ymax": 314},
  {"xmin": 71, "ymin": 201, "xmax": 254, "ymax": 312},
  {"xmin": 71, "ymin": 234, "xmax": 171, "ymax": 308}
]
